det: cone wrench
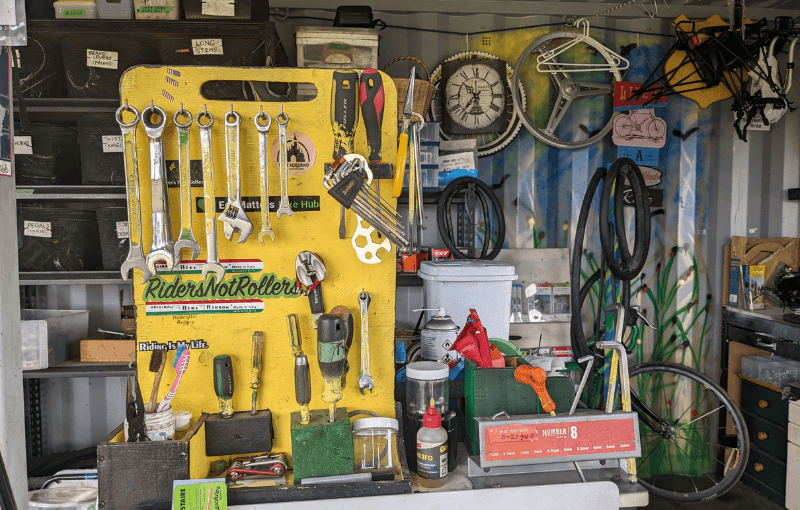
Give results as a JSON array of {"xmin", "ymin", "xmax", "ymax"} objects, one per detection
[
  {"xmin": 143, "ymin": 103, "xmax": 174, "ymax": 274},
  {"xmin": 197, "ymin": 108, "xmax": 225, "ymax": 282},
  {"xmin": 173, "ymin": 105, "xmax": 201, "ymax": 262}
]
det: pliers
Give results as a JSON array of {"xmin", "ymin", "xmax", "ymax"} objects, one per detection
[{"xmin": 126, "ymin": 376, "xmax": 149, "ymax": 442}]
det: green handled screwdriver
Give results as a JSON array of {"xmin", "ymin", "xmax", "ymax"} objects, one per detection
[{"xmin": 213, "ymin": 354, "xmax": 234, "ymax": 419}]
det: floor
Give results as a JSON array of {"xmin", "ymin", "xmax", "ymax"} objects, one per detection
[{"xmin": 644, "ymin": 482, "xmax": 784, "ymax": 509}]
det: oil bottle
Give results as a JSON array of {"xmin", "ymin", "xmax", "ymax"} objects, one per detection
[{"xmin": 416, "ymin": 398, "xmax": 448, "ymax": 488}]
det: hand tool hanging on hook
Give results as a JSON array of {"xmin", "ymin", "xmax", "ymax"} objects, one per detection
[
  {"xmin": 358, "ymin": 289, "xmax": 374, "ymax": 394},
  {"xmin": 295, "ymin": 251, "xmax": 326, "ymax": 328},
  {"xmin": 393, "ymin": 67, "xmax": 415, "ymax": 198},
  {"xmin": 408, "ymin": 113, "xmax": 425, "ymax": 254},
  {"xmin": 197, "ymin": 107, "xmax": 225, "ymax": 282},
  {"xmin": 219, "ymin": 106, "xmax": 253, "ymax": 243},
  {"xmin": 173, "ymin": 105, "xmax": 201, "ymax": 262},
  {"xmin": 287, "ymin": 314, "xmax": 311, "ymax": 425},
  {"xmin": 318, "ymin": 313, "xmax": 347, "ymax": 422},
  {"xmin": 331, "ymin": 70, "xmax": 359, "ymax": 239},
  {"xmin": 254, "ymin": 108, "xmax": 275, "ymax": 243},
  {"xmin": 117, "ymin": 102, "xmax": 152, "ymax": 283},
  {"xmin": 143, "ymin": 103, "xmax": 175, "ymax": 274},
  {"xmin": 276, "ymin": 105, "xmax": 294, "ymax": 218}
]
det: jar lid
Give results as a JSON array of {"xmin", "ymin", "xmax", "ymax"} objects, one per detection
[
  {"xmin": 352, "ymin": 417, "xmax": 399, "ymax": 433},
  {"xmin": 406, "ymin": 361, "xmax": 449, "ymax": 380}
]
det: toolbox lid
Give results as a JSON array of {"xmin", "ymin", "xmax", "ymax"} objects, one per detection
[
  {"xmin": 418, "ymin": 260, "xmax": 518, "ymax": 282},
  {"xmin": 294, "ymin": 26, "xmax": 382, "ymax": 41},
  {"xmin": 352, "ymin": 417, "xmax": 399, "ymax": 433},
  {"xmin": 406, "ymin": 361, "xmax": 449, "ymax": 380}
]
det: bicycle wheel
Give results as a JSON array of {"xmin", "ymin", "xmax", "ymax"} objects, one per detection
[{"xmin": 629, "ymin": 361, "xmax": 749, "ymax": 502}]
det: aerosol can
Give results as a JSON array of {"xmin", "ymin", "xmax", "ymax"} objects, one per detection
[{"xmin": 415, "ymin": 308, "xmax": 460, "ymax": 366}]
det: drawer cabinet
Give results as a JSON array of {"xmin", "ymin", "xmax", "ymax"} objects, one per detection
[
  {"xmin": 743, "ymin": 411, "xmax": 788, "ymax": 461},
  {"xmin": 741, "ymin": 379, "xmax": 789, "ymax": 425}
]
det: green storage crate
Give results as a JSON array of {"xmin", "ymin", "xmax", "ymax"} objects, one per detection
[{"xmin": 465, "ymin": 360, "xmax": 575, "ymax": 454}]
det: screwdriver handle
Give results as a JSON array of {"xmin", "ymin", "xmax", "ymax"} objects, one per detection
[
  {"xmin": 317, "ymin": 314, "xmax": 346, "ymax": 421},
  {"xmin": 331, "ymin": 70, "xmax": 359, "ymax": 159},
  {"xmin": 359, "ymin": 69, "xmax": 385, "ymax": 163},
  {"xmin": 295, "ymin": 355, "xmax": 311, "ymax": 424},
  {"xmin": 514, "ymin": 365, "xmax": 556, "ymax": 415},
  {"xmin": 287, "ymin": 314, "xmax": 302, "ymax": 357},
  {"xmin": 393, "ymin": 130, "xmax": 409, "ymax": 198},
  {"xmin": 213, "ymin": 355, "xmax": 235, "ymax": 418},
  {"xmin": 250, "ymin": 332, "xmax": 263, "ymax": 415}
]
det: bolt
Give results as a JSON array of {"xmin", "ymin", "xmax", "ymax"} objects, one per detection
[{"xmin": 180, "ymin": 452, "xmax": 188, "ymax": 460}]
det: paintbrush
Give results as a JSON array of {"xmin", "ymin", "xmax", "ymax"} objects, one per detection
[{"xmin": 147, "ymin": 349, "xmax": 167, "ymax": 412}]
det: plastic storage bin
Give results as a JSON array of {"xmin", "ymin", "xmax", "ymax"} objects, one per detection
[
  {"xmin": 156, "ymin": 35, "xmax": 266, "ymax": 66},
  {"xmin": 17, "ymin": 207, "xmax": 102, "ymax": 271},
  {"xmin": 77, "ymin": 113, "xmax": 125, "ymax": 185},
  {"xmin": 97, "ymin": 207, "xmax": 129, "ymax": 271},
  {"xmin": 54, "ymin": 1, "xmax": 99, "ymax": 19},
  {"xmin": 97, "ymin": 0, "xmax": 134, "ymax": 18},
  {"xmin": 183, "ymin": 0, "xmax": 251, "ymax": 19},
  {"xmin": 14, "ymin": 123, "xmax": 80, "ymax": 185},
  {"xmin": 133, "ymin": 0, "xmax": 179, "ymax": 19},
  {"xmin": 741, "ymin": 355, "xmax": 768, "ymax": 379},
  {"xmin": 405, "ymin": 361, "xmax": 449, "ymax": 416},
  {"xmin": 295, "ymin": 27, "xmax": 380, "ymax": 69},
  {"xmin": 29, "ymin": 486, "xmax": 97, "ymax": 510},
  {"xmin": 418, "ymin": 260, "xmax": 518, "ymax": 340},
  {"xmin": 352, "ymin": 417, "xmax": 399, "ymax": 472},
  {"xmin": 21, "ymin": 309, "xmax": 90, "ymax": 370},
  {"xmin": 17, "ymin": 36, "xmax": 67, "ymax": 98}
]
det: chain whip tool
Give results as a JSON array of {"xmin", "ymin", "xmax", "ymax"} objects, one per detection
[
  {"xmin": 117, "ymin": 103, "xmax": 152, "ymax": 283},
  {"xmin": 173, "ymin": 105, "xmax": 200, "ymax": 262},
  {"xmin": 142, "ymin": 103, "xmax": 175, "ymax": 274},
  {"xmin": 357, "ymin": 289, "xmax": 374, "ymax": 394},
  {"xmin": 255, "ymin": 107, "xmax": 275, "ymax": 243},
  {"xmin": 276, "ymin": 105, "xmax": 293, "ymax": 218},
  {"xmin": 197, "ymin": 108, "xmax": 225, "ymax": 282},
  {"xmin": 219, "ymin": 107, "xmax": 253, "ymax": 242}
]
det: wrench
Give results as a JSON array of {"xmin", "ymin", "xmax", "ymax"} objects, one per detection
[
  {"xmin": 276, "ymin": 105, "xmax": 293, "ymax": 218},
  {"xmin": 173, "ymin": 105, "xmax": 201, "ymax": 262},
  {"xmin": 254, "ymin": 107, "xmax": 275, "ymax": 243},
  {"xmin": 197, "ymin": 109, "xmax": 225, "ymax": 282},
  {"xmin": 142, "ymin": 103, "xmax": 174, "ymax": 274},
  {"xmin": 357, "ymin": 289, "xmax": 374, "ymax": 394},
  {"xmin": 218, "ymin": 107, "xmax": 253, "ymax": 243},
  {"xmin": 116, "ymin": 103, "xmax": 152, "ymax": 283}
]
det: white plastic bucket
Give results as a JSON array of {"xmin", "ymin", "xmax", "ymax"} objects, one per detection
[{"xmin": 124, "ymin": 407, "xmax": 175, "ymax": 441}]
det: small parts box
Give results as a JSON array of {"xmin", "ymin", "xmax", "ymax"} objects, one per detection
[
  {"xmin": 133, "ymin": 0, "xmax": 179, "ymax": 19},
  {"xmin": 21, "ymin": 309, "xmax": 89, "ymax": 370},
  {"xmin": 54, "ymin": 2, "xmax": 99, "ymax": 19},
  {"xmin": 295, "ymin": 27, "xmax": 380, "ymax": 69},
  {"xmin": 80, "ymin": 335, "xmax": 135, "ymax": 363}
]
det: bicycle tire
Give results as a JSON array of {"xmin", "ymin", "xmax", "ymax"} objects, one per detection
[
  {"xmin": 629, "ymin": 361, "xmax": 749, "ymax": 502},
  {"xmin": 436, "ymin": 177, "xmax": 505, "ymax": 260}
]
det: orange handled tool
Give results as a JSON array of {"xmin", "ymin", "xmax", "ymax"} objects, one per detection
[
  {"xmin": 393, "ymin": 67, "xmax": 415, "ymax": 198},
  {"xmin": 514, "ymin": 365, "xmax": 556, "ymax": 416}
]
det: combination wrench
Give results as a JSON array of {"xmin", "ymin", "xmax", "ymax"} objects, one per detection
[
  {"xmin": 197, "ymin": 108, "xmax": 225, "ymax": 282},
  {"xmin": 142, "ymin": 103, "xmax": 175, "ymax": 274},
  {"xmin": 254, "ymin": 107, "xmax": 275, "ymax": 243},
  {"xmin": 219, "ymin": 107, "xmax": 253, "ymax": 243},
  {"xmin": 173, "ymin": 105, "xmax": 201, "ymax": 262},
  {"xmin": 276, "ymin": 105, "xmax": 293, "ymax": 218},
  {"xmin": 116, "ymin": 102, "xmax": 152, "ymax": 283},
  {"xmin": 357, "ymin": 289, "xmax": 374, "ymax": 394}
]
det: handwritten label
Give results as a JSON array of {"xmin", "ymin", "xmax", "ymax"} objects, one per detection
[
  {"xmin": 0, "ymin": 161, "xmax": 11, "ymax": 177},
  {"xmin": 192, "ymin": 39, "xmax": 224, "ymax": 55},
  {"xmin": 62, "ymin": 9, "xmax": 87, "ymax": 18},
  {"xmin": 102, "ymin": 135, "xmax": 124, "ymax": 153},
  {"xmin": 23, "ymin": 220, "xmax": 51, "ymax": 238},
  {"xmin": 14, "ymin": 136, "xmax": 32, "ymax": 155},
  {"xmin": 137, "ymin": 5, "xmax": 175, "ymax": 14},
  {"xmin": 201, "ymin": 0, "xmax": 235, "ymax": 17},
  {"xmin": 116, "ymin": 221, "xmax": 129, "ymax": 239},
  {"xmin": 617, "ymin": 146, "xmax": 659, "ymax": 166},
  {"xmin": 86, "ymin": 49, "xmax": 118, "ymax": 70},
  {"xmin": 439, "ymin": 151, "xmax": 476, "ymax": 173}
]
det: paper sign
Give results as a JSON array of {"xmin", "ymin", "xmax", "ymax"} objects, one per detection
[
  {"xmin": 0, "ymin": 160, "xmax": 10, "ymax": 177},
  {"xmin": 623, "ymin": 187, "xmax": 663, "ymax": 207},
  {"xmin": 192, "ymin": 39, "xmax": 224, "ymax": 55},
  {"xmin": 23, "ymin": 220, "xmax": 51, "ymax": 238},
  {"xmin": 86, "ymin": 49, "xmax": 118, "ymax": 70},
  {"xmin": 172, "ymin": 480, "xmax": 226, "ymax": 509},
  {"xmin": 14, "ymin": 135, "xmax": 32, "ymax": 155},
  {"xmin": 201, "ymin": 0, "xmax": 235, "ymax": 17},
  {"xmin": 639, "ymin": 166, "xmax": 662, "ymax": 187},
  {"xmin": 102, "ymin": 135, "xmax": 124, "ymax": 153},
  {"xmin": 612, "ymin": 109, "xmax": 667, "ymax": 148},
  {"xmin": 439, "ymin": 151, "xmax": 476, "ymax": 173},
  {"xmin": 116, "ymin": 221, "xmax": 129, "ymax": 239},
  {"xmin": 617, "ymin": 146, "xmax": 659, "ymax": 166},
  {"xmin": 0, "ymin": 0, "xmax": 17, "ymax": 26},
  {"xmin": 614, "ymin": 82, "xmax": 668, "ymax": 111}
]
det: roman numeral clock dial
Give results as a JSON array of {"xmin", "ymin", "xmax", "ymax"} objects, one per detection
[{"xmin": 440, "ymin": 57, "xmax": 510, "ymax": 137}]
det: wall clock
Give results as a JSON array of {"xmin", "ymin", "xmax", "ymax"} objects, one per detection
[{"xmin": 441, "ymin": 58, "xmax": 508, "ymax": 135}]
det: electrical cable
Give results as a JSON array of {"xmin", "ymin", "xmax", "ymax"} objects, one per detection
[{"xmin": 437, "ymin": 177, "xmax": 505, "ymax": 260}]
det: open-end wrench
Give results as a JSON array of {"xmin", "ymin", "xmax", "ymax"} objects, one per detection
[
  {"xmin": 219, "ymin": 107, "xmax": 253, "ymax": 243},
  {"xmin": 357, "ymin": 289, "xmax": 374, "ymax": 394},
  {"xmin": 116, "ymin": 103, "xmax": 152, "ymax": 283},
  {"xmin": 173, "ymin": 105, "xmax": 201, "ymax": 262},
  {"xmin": 143, "ymin": 103, "xmax": 174, "ymax": 274},
  {"xmin": 197, "ymin": 108, "xmax": 225, "ymax": 282},
  {"xmin": 276, "ymin": 105, "xmax": 293, "ymax": 218},
  {"xmin": 254, "ymin": 107, "xmax": 275, "ymax": 243}
]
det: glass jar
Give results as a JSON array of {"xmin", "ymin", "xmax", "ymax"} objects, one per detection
[
  {"xmin": 352, "ymin": 417, "xmax": 399, "ymax": 472},
  {"xmin": 405, "ymin": 361, "xmax": 449, "ymax": 416}
]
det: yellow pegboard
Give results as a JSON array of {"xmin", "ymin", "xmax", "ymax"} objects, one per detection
[{"xmin": 120, "ymin": 66, "xmax": 398, "ymax": 471}]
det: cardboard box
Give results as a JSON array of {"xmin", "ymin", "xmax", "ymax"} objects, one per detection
[
  {"xmin": 80, "ymin": 336, "xmax": 136, "ymax": 362},
  {"xmin": 723, "ymin": 237, "xmax": 800, "ymax": 306}
]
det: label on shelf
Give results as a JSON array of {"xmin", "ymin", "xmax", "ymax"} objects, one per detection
[
  {"xmin": 14, "ymin": 136, "xmax": 32, "ymax": 155},
  {"xmin": 0, "ymin": 161, "xmax": 10, "ymax": 178},
  {"xmin": 192, "ymin": 39, "xmax": 224, "ymax": 56},
  {"xmin": 23, "ymin": 220, "xmax": 51, "ymax": 238},
  {"xmin": 201, "ymin": 0, "xmax": 235, "ymax": 17},
  {"xmin": 116, "ymin": 221, "xmax": 129, "ymax": 239},
  {"xmin": 102, "ymin": 135, "xmax": 124, "ymax": 153},
  {"xmin": 86, "ymin": 49, "xmax": 119, "ymax": 70}
]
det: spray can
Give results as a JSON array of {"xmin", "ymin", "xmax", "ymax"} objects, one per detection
[
  {"xmin": 416, "ymin": 398, "xmax": 448, "ymax": 488},
  {"xmin": 415, "ymin": 308, "xmax": 460, "ymax": 365}
]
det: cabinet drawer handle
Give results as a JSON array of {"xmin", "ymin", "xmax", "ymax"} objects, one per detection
[
  {"xmin": 754, "ymin": 462, "xmax": 764, "ymax": 472},
  {"xmin": 756, "ymin": 340, "xmax": 777, "ymax": 351},
  {"xmin": 758, "ymin": 431, "xmax": 768, "ymax": 441},
  {"xmin": 759, "ymin": 399, "xmax": 769, "ymax": 409}
]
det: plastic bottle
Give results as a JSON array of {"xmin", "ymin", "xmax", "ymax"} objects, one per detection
[{"xmin": 416, "ymin": 397, "xmax": 449, "ymax": 488}]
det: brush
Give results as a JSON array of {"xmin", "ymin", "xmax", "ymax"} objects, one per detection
[
  {"xmin": 147, "ymin": 349, "xmax": 167, "ymax": 412},
  {"xmin": 157, "ymin": 347, "xmax": 190, "ymax": 413}
]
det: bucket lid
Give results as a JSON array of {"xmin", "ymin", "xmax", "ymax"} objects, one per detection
[
  {"xmin": 406, "ymin": 361, "xmax": 449, "ymax": 380},
  {"xmin": 418, "ymin": 260, "xmax": 517, "ymax": 281},
  {"xmin": 352, "ymin": 417, "xmax": 399, "ymax": 433},
  {"xmin": 29, "ymin": 487, "xmax": 97, "ymax": 507}
]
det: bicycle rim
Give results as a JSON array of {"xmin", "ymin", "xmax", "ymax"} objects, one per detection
[{"xmin": 629, "ymin": 361, "xmax": 749, "ymax": 502}]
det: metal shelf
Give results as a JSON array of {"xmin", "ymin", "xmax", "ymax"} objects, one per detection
[
  {"xmin": 397, "ymin": 190, "xmax": 441, "ymax": 204},
  {"xmin": 19, "ymin": 271, "xmax": 126, "ymax": 286},
  {"xmin": 14, "ymin": 97, "xmax": 119, "ymax": 114},
  {"xmin": 27, "ymin": 19, "xmax": 270, "ymax": 36},
  {"xmin": 23, "ymin": 359, "xmax": 135, "ymax": 379},
  {"xmin": 16, "ymin": 185, "xmax": 126, "ymax": 201}
]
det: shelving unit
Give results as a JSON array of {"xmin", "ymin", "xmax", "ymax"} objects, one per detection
[
  {"xmin": 19, "ymin": 271, "xmax": 125, "ymax": 286},
  {"xmin": 23, "ymin": 359, "xmax": 134, "ymax": 379},
  {"xmin": 16, "ymin": 185, "xmax": 126, "ymax": 201}
]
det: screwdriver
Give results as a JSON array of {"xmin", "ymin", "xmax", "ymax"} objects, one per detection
[
  {"xmin": 287, "ymin": 314, "xmax": 303, "ymax": 357},
  {"xmin": 514, "ymin": 365, "xmax": 556, "ymax": 416},
  {"xmin": 295, "ymin": 355, "xmax": 311, "ymax": 424},
  {"xmin": 213, "ymin": 355, "xmax": 235, "ymax": 419},
  {"xmin": 250, "ymin": 332, "xmax": 263, "ymax": 415},
  {"xmin": 317, "ymin": 314, "xmax": 347, "ymax": 423}
]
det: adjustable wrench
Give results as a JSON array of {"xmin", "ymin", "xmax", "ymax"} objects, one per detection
[
  {"xmin": 219, "ymin": 108, "xmax": 253, "ymax": 243},
  {"xmin": 173, "ymin": 105, "xmax": 201, "ymax": 262},
  {"xmin": 357, "ymin": 289, "xmax": 374, "ymax": 394},
  {"xmin": 143, "ymin": 104, "xmax": 174, "ymax": 274},
  {"xmin": 197, "ymin": 109, "xmax": 225, "ymax": 282},
  {"xmin": 116, "ymin": 103, "xmax": 152, "ymax": 283},
  {"xmin": 254, "ymin": 108, "xmax": 275, "ymax": 243},
  {"xmin": 276, "ymin": 106, "xmax": 293, "ymax": 218}
]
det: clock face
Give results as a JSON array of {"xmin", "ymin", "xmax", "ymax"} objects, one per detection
[{"xmin": 444, "ymin": 64, "xmax": 505, "ymax": 130}]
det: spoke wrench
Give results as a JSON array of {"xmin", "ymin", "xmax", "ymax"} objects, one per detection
[
  {"xmin": 173, "ymin": 104, "xmax": 201, "ymax": 262},
  {"xmin": 254, "ymin": 107, "xmax": 275, "ymax": 243},
  {"xmin": 143, "ymin": 103, "xmax": 175, "ymax": 274},
  {"xmin": 116, "ymin": 102, "xmax": 152, "ymax": 283},
  {"xmin": 219, "ymin": 107, "xmax": 253, "ymax": 243},
  {"xmin": 295, "ymin": 251, "xmax": 325, "ymax": 328},
  {"xmin": 357, "ymin": 289, "xmax": 374, "ymax": 394},
  {"xmin": 197, "ymin": 108, "xmax": 225, "ymax": 282},
  {"xmin": 276, "ymin": 105, "xmax": 294, "ymax": 218}
]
